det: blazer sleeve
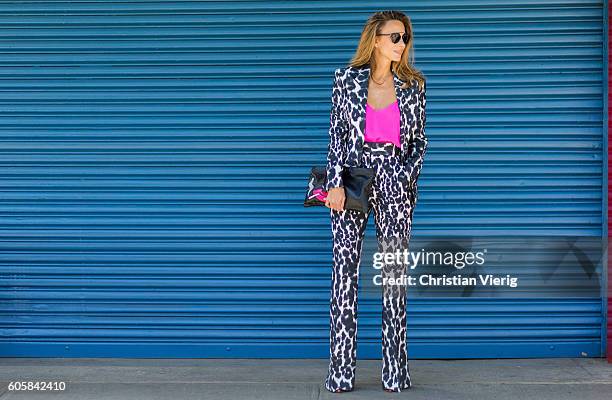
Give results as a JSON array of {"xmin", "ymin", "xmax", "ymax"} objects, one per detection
[
  {"xmin": 405, "ymin": 79, "xmax": 429, "ymax": 185},
  {"xmin": 325, "ymin": 68, "xmax": 348, "ymax": 191}
]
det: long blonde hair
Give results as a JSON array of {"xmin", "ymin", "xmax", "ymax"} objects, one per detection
[{"xmin": 348, "ymin": 10, "xmax": 425, "ymax": 91}]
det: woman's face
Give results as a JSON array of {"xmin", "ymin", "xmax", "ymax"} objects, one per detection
[{"xmin": 374, "ymin": 19, "xmax": 407, "ymax": 63}]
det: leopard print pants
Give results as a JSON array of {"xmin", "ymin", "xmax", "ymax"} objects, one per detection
[{"xmin": 324, "ymin": 141, "xmax": 414, "ymax": 393}]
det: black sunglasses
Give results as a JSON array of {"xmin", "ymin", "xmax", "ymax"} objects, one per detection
[{"xmin": 377, "ymin": 32, "xmax": 410, "ymax": 44}]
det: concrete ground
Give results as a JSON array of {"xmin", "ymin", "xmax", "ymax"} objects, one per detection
[{"xmin": 0, "ymin": 358, "xmax": 611, "ymax": 399}]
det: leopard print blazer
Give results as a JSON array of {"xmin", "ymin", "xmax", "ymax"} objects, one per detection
[{"xmin": 325, "ymin": 64, "xmax": 428, "ymax": 202}]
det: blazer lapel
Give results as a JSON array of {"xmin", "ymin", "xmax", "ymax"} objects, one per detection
[
  {"xmin": 393, "ymin": 73, "xmax": 408, "ymax": 158},
  {"xmin": 353, "ymin": 67, "xmax": 369, "ymax": 159}
]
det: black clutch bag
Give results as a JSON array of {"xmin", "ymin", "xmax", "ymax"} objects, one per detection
[{"xmin": 304, "ymin": 166, "xmax": 375, "ymax": 213}]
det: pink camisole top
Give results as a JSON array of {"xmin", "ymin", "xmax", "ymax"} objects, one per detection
[{"xmin": 364, "ymin": 100, "xmax": 401, "ymax": 148}]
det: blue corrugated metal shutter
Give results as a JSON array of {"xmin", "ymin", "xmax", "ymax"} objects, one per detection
[{"xmin": 0, "ymin": 1, "xmax": 607, "ymax": 358}]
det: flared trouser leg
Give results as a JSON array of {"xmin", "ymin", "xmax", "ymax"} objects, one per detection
[
  {"xmin": 324, "ymin": 207, "xmax": 368, "ymax": 392},
  {"xmin": 375, "ymin": 198, "xmax": 413, "ymax": 391}
]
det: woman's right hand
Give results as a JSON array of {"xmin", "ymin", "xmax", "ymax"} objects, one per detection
[{"xmin": 325, "ymin": 187, "xmax": 346, "ymax": 212}]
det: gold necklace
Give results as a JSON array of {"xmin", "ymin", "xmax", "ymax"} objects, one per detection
[{"xmin": 369, "ymin": 73, "xmax": 392, "ymax": 86}]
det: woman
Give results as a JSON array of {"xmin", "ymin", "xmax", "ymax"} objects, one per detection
[{"xmin": 323, "ymin": 10, "xmax": 428, "ymax": 393}]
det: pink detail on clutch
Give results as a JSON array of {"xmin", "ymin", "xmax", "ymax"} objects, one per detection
[{"xmin": 309, "ymin": 188, "xmax": 328, "ymax": 201}]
